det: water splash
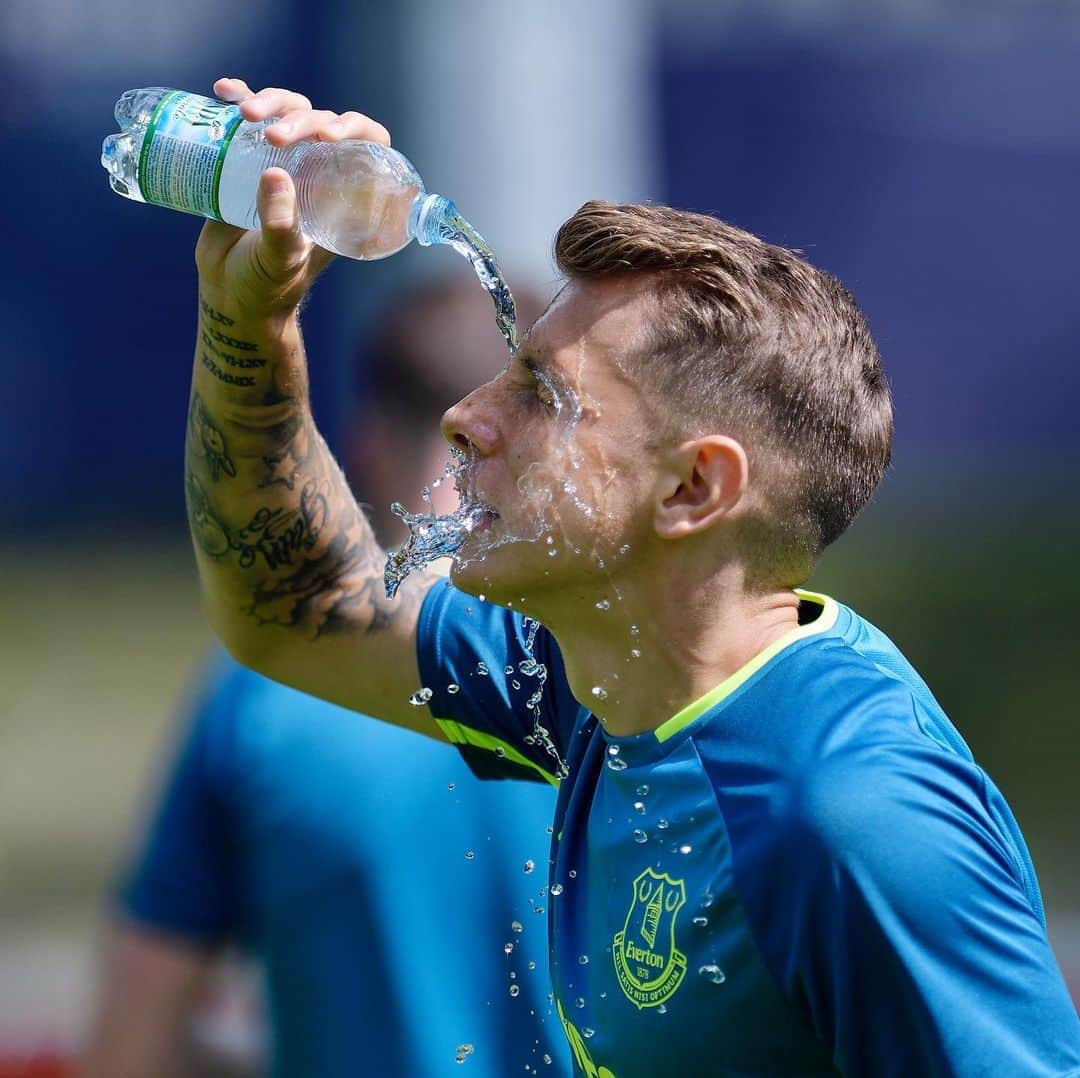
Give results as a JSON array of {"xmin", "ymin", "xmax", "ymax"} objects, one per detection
[{"xmin": 384, "ymin": 493, "xmax": 493, "ymax": 599}]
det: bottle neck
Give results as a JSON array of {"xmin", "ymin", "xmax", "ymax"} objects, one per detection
[{"xmin": 409, "ymin": 193, "xmax": 456, "ymax": 247}]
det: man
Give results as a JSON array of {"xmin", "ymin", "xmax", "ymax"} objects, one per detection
[
  {"xmin": 83, "ymin": 275, "xmax": 570, "ymax": 1077},
  {"xmin": 177, "ymin": 79, "xmax": 1080, "ymax": 1076}
]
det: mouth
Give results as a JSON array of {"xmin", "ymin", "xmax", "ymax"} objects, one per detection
[{"xmin": 460, "ymin": 500, "xmax": 499, "ymax": 535}]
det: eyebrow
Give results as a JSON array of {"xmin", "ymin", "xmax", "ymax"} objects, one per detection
[{"xmin": 515, "ymin": 349, "xmax": 551, "ymax": 381}]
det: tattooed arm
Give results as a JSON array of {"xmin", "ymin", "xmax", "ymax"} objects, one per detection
[{"xmin": 186, "ymin": 79, "xmax": 444, "ymax": 737}]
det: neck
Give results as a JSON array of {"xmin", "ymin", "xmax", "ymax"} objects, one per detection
[{"xmin": 538, "ymin": 566, "xmax": 801, "ymax": 737}]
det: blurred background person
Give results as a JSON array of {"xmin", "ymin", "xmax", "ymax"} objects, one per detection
[{"xmin": 80, "ymin": 273, "xmax": 571, "ymax": 1078}]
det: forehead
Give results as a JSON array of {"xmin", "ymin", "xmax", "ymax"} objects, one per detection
[{"xmin": 524, "ymin": 277, "xmax": 655, "ymax": 378}]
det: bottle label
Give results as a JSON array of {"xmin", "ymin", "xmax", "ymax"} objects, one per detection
[{"xmin": 138, "ymin": 91, "xmax": 242, "ymax": 220}]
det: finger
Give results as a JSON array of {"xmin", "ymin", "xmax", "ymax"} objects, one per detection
[
  {"xmin": 256, "ymin": 168, "xmax": 306, "ymax": 269},
  {"xmin": 316, "ymin": 110, "xmax": 392, "ymax": 146},
  {"xmin": 240, "ymin": 87, "xmax": 314, "ymax": 123},
  {"xmin": 264, "ymin": 109, "xmax": 342, "ymax": 146},
  {"xmin": 214, "ymin": 77, "xmax": 254, "ymax": 103}
]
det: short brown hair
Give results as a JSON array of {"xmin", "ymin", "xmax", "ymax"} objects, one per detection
[{"xmin": 554, "ymin": 200, "xmax": 893, "ymax": 584}]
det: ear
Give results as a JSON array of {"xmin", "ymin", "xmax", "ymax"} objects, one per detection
[{"xmin": 652, "ymin": 436, "xmax": 749, "ymax": 540}]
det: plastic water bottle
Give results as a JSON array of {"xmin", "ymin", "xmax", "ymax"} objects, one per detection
[{"xmin": 101, "ymin": 87, "xmax": 454, "ymax": 259}]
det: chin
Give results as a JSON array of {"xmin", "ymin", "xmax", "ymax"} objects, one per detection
[{"xmin": 449, "ymin": 537, "xmax": 549, "ymax": 608}]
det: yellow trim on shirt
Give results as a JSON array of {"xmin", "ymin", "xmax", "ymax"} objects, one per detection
[{"xmin": 654, "ymin": 590, "xmax": 839, "ymax": 744}]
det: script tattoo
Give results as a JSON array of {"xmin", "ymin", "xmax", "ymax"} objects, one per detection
[
  {"xmin": 187, "ymin": 392, "xmax": 236, "ymax": 481},
  {"xmin": 230, "ymin": 480, "xmax": 329, "ymax": 570}
]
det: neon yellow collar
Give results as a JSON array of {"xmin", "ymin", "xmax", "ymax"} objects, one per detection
[{"xmin": 654, "ymin": 590, "xmax": 839, "ymax": 744}]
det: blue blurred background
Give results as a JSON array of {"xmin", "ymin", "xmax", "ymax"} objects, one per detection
[{"xmin": 1, "ymin": 0, "xmax": 1077, "ymax": 1061}]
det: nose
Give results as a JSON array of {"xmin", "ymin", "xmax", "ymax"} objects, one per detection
[{"xmin": 441, "ymin": 384, "xmax": 500, "ymax": 456}]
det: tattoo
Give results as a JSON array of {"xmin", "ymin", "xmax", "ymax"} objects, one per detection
[
  {"xmin": 261, "ymin": 447, "xmax": 300, "ymax": 489},
  {"xmin": 188, "ymin": 393, "xmax": 236, "ymax": 481},
  {"xmin": 199, "ymin": 298, "xmax": 235, "ymax": 326},
  {"xmin": 206, "ymin": 325, "xmax": 260, "ymax": 352},
  {"xmin": 201, "ymin": 350, "xmax": 257, "ymax": 387},
  {"xmin": 186, "ymin": 473, "xmax": 231, "ymax": 558},
  {"xmin": 247, "ymin": 514, "xmax": 419, "ymax": 637},
  {"xmin": 230, "ymin": 480, "xmax": 328, "ymax": 570},
  {"xmin": 201, "ymin": 329, "xmax": 266, "ymax": 369}
]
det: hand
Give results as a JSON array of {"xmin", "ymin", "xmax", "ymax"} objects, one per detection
[{"xmin": 194, "ymin": 78, "xmax": 394, "ymax": 322}]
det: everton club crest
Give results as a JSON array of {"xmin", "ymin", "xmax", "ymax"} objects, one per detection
[{"xmin": 613, "ymin": 868, "xmax": 687, "ymax": 1009}]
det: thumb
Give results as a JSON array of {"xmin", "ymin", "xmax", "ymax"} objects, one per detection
[{"xmin": 256, "ymin": 167, "xmax": 306, "ymax": 270}]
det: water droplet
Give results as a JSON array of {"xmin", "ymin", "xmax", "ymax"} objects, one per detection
[
  {"xmin": 479, "ymin": 593, "xmax": 486, "ymax": 602},
  {"xmin": 595, "ymin": 599, "xmax": 611, "ymax": 611},
  {"xmin": 698, "ymin": 962, "xmax": 726, "ymax": 984},
  {"xmin": 575, "ymin": 997, "xmax": 585, "ymax": 1009},
  {"xmin": 699, "ymin": 891, "xmax": 715, "ymax": 909},
  {"xmin": 636, "ymin": 784, "xmax": 649, "ymax": 797},
  {"xmin": 618, "ymin": 544, "xmax": 631, "ymax": 555},
  {"xmin": 633, "ymin": 801, "xmax": 646, "ymax": 815},
  {"xmin": 657, "ymin": 1003, "xmax": 667, "ymax": 1015},
  {"xmin": 511, "ymin": 920, "xmax": 523, "ymax": 933},
  {"xmin": 509, "ymin": 984, "xmax": 520, "ymax": 997},
  {"xmin": 591, "ymin": 685, "xmax": 608, "ymax": 701},
  {"xmin": 504, "ymin": 665, "xmax": 515, "ymax": 676},
  {"xmin": 455, "ymin": 1043, "xmax": 474, "ymax": 1064},
  {"xmin": 568, "ymin": 869, "xmax": 577, "ymax": 878},
  {"xmin": 692, "ymin": 915, "xmax": 709, "ymax": 927},
  {"xmin": 548, "ymin": 547, "xmax": 558, "ymax": 557},
  {"xmin": 409, "ymin": 687, "xmax": 433, "ymax": 706},
  {"xmin": 511, "ymin": 679, "xmax": 522, "ymax": 690},
  {"xmin": 534, "ymin": 906, "xmax": 545, "ymax": 914},
  {"xmin": 447, "ymin": 683, "xmax": 461, "ymax": 694},
  {"xmin": 543, "ymin": 1054, "xmax": 552, "ymax": 1065},
  {"xmin": 678, "ymin": 844, "xmax": 693, "ymax": 855},
  {"xmin": 583, "ymin": 1027, "xmax": 595, "ymax": 1038},
  {"xmin": 528, "ymin": 960, "xmax": 536, "ymax": 970},
  {"xmin": 464, "ymin": 850, "xmax": 475, "ymax": 860},
  {"xmin": 550, "ymin": 883, "xmax": 564, "ymax": 896},
  {"xmin": 630, "ymin": 648, "xmax": 641, "ymax": 659},
  {"xmin": 578, "ymin": 954, "xmax": 589, "ymax": 965},
  {"xmin": 657, "ymin": 818, "xmax": 670, "ymax": 830},
  {"xmin": 448, "ymin": 782, "xmax": 455, "ymax": 790},
  {"xmin": 504, "ymin": 941, "xmax": 514, "ymax": 955},
  {"xmin": 523, "ymin": 859, "xmax": 535, "ymax": 874},
  {"xmin": 633, "ymin": 829, "xmax": 648, "ymax": 844},
  {"xmin": 494, "ymin": 746, "xmax": 506, "ymax": 758},
  {"xmin": 476, "ymin": 661, "xmax": 489, "ymax": 676}
]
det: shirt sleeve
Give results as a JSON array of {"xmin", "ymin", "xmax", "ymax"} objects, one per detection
[
  {"xmin": 744, "ymin": 728, "xmax": 1080, "ymax": 1077},
  {"xmin": 416, "ymin": 579, "xmax": 582, "ymax": 786},
  {"xmin": 118, "ymin": 654, "xmax": 243, "ymax": 944}
]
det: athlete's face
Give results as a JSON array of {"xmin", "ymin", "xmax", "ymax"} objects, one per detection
[{"xmin": 441, "ymin": 278, "xmax": 665, "ymax": 606}]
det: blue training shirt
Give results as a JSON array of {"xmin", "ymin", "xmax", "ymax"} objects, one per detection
[
  {"xmin": 122, "ymin": 651, "xmax": 571, "ymax": 1077},
  {"xmin": 417, "ymin": 583, "xmax": 1080, "ymax": 1077}
]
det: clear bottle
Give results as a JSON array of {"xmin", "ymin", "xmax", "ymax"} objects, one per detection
[{"xmin": 101, "ymin": 87, "xmax": 453, "ymax": 259}]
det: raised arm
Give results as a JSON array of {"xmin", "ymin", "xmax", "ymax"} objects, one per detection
[{"xmin": 186, "ymin": 79, "xmax": 442, "ymax": 736}]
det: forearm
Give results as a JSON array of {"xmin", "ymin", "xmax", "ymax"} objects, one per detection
[{"xmin": 186, "ymin": 289, "xmax": 391, "ymax": 658}]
